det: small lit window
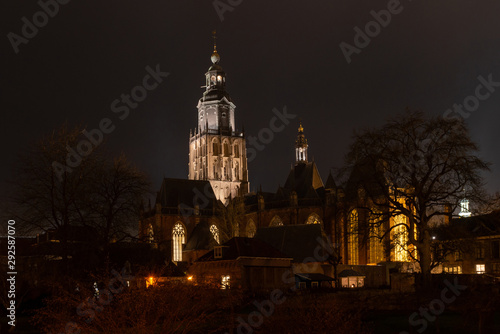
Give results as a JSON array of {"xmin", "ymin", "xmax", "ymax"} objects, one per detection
[
  {"xmin": 476, "ymin": 264, "xmax": 485, "ymax": 274},
  {"xmin": 221, "ymin": 275, "xmax": 230, "ymax": 289},
  {"xmin": 211, "ymin": 75, "xmax": 216, "ymax": 84},
  {"xmin": 217, "ymin": 75, "xmax": 222, "ymax": 83},
  {"xmin": 93, "ymin": 282, "xmax": 99, "ymax": 298}
]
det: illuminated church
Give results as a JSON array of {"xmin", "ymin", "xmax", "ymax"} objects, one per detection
[{"xmin": 140, "ymin": 37, "xmax": 424, "ymax": 272}]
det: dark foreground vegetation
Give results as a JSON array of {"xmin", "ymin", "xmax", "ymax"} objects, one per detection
[{"xmin": 2, "ymin": 276, "xmax": 497, "ymax": 334}]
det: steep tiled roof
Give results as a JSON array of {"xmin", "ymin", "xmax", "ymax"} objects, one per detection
[
  {"xmin": 283, "ymin": 162, "xmax": 324, "ymax": 199},
  {"xmin": 195, "ymin": 237, "xmax": 289, "ymax": 261},
  {"xmin": 184, "ymin": 221, "xmax": 218, "ymax": 251},
  {"xmin": 255, "ymin": 224, "xmax": 334, "ymax": 262},
  {"xmin": 441, "ymin": 210, "xmax": 500, "ymax": 239},
  {"xmin": 156, "ymin": 178, "xmax": 217, "ymax": 210}
]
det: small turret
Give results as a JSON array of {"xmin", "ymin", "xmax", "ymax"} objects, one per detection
[{"xmin": 295, "ymin": 122, "xmax": 308, "ymax": 164}]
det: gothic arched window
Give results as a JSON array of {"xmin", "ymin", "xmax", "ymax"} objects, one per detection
[
  {"xmin": 213, "ymin": 142, "xmax": 219, "ymax": 156},
  {"xmin": 210, "ymin": 224, "xmax": 220, "ymax": 244},
  {"xmin": 369, "ymin": 211, "xmax": 384, "ymax": 264},
  {"xmin": 392, "ymin": 215, "xmax": 411, "ymax": 262},
  {"xmin": 348, "ymin": 209, "xmax": 359, "ymax": 265},
  {"xmin": 213, "ymin": 159, "xmax": 218, "ymax": 179},
  {"xmin": 234, "ymin": 161, "xmax": 239, "ymax": 181},
  {"xmin": 172, "ymin": 223, "xmax": 185, "ymax": 262},
  {"xmin": 246, "ymin": 220, "xmax": 256, "ymax": 238},
  {"xmin": 147, "ymin": 224, "xmax": 154, "ymax": 243},
  {"xmin": 234, "ymin": 144, "xmax": 239, "ymax": 158},
  {"xmin": 306, "ymin": 213, "xmax": 322, "ymax": 225},
  {"xmin": 270, "ymin": 216, "xmax": 283, "ymax": 227}
]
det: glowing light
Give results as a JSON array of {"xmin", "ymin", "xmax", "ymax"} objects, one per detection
[
  {"xmin": 221, "ymin": 275, "xmax": 230, "ymax": 289},
  {"xmin": 187, "ymin": 276, "xmax": 193, "ymax": 281},
  {"xmin": 146, "ymin": 276, "xmax": 155, "ymax": 288}
]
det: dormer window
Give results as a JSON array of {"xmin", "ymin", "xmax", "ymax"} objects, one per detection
[{"xmin": 214, "ymin": 246, "xmax": 223, "ymax": 259}]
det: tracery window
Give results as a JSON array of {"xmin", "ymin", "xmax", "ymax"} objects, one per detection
[
  {"xmin": 210, "ymin": 224, "xmax": 220, "ymax": 244},
  {"xmin": 348, "ymin": 210, "xmax": 359, "ymax": 265},
  {"xmin": 172, "ymin": 223, "xmax": 185, "ymax": 262}
]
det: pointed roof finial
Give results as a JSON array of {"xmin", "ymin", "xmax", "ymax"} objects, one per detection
[
  {"xmin": 211, "ymin": 30, "xmax": 220, "ymax": 64},
  {"xmin": 298, "ymin": 121, "xmax": 304, "ymax": 133},
  {"xmin": 212, "ymin": 30, "xmax": 217, "ymax": 51}
]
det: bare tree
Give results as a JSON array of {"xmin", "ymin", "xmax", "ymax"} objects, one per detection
[
  {"xmin": 8, "ymin": 124, "xmax": 97, "ymax": 261},
  {"xmin": 8, "ymin": 124, "xmax": 150, "ymax": 269},
  {"xmin": 85, "ymin": 154, "xmax": 150, "ymax": 250},
  {"xmin": 342, "ymin": 110, "xmax": 489, "ymax": 287}
]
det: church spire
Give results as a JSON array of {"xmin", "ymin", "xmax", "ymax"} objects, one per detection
[
  {"xmin": 189, "ymin": 31, "xmax": 249, "ymax": 203},
  {"xmin": 295, "ymin": 122, "xmax": 308, "ymax": 164},
  {"xmin": 211, "ymin": 30, "xmax": 220, "ymax": 64}
]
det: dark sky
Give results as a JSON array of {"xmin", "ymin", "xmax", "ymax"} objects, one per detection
[{"xmin": 3, "ymin": 0, "xmax": 500, "ymax": 197}]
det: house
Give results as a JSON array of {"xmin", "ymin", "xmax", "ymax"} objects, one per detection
[
  {"xmin": 338, "ymin": 269, "xmax": 366, "ymax": 288},
  {"xmin": 254, "ymin": 224, "xmax": 334, "ymax": 277},
  {"xmin": 439, "ymin": 210, "xmax": 500, "ymax": 277},
  {"xmin": 187, "ymin": 237, "xmax": 293, "ymax": 290},
  {"xmin": 295, "ymin": 273, "xmax": 335, "ymax": 289}
]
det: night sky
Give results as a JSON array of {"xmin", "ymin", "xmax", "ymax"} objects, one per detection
[{"xmin": 3, "ymin": 0, "xmax": 500, "ymax": 198}]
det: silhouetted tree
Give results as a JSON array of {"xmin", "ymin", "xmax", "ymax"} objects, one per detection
[
  {"xmin": 8, "ymin": 124, "xmax": 150, "ymax": 269},
  {"xmin": 342, "ymin": 110, "xmax": 489, "ymax": 287},
  {"xmin": 9, "ymin": 124, "xmax": 97, "ymax": 262},
  {"xmin": 85, "ymin": 154, "xmax": 150, "ymax": 265}
]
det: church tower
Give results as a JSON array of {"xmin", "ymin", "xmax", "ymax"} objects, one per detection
[
  {"xmin": 188, "ymin": 33, "xmax": 249, "ymax": 204},
  {"xmin": 295, "ymin": 122, "xmax": 308, "ymax": 164}
]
